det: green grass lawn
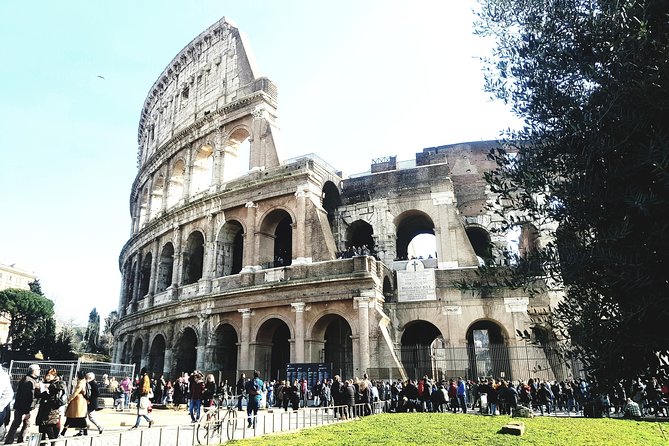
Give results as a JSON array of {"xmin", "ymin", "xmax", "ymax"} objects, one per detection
[{"xmin": 228, "ymin": 413, "xmax": 669, "ymax": 446}]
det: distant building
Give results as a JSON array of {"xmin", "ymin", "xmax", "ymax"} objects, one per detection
[{"xmin": 0, "ymin": 262, "xmax": 37, "ymax": 344}]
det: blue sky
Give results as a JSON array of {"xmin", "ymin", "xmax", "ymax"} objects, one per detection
[{"xmin": 0, "ymin": 0, "xmax": 519, "ymax": 325}]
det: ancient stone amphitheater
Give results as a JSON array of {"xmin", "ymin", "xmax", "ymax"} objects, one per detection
[{"xmin": 112, "ymin": 18, "xmax": 565, "ymax": 384}]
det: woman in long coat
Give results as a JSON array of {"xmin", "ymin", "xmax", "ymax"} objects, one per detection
[{"xmin": 61, "ymin": 371, "xmax": 88, "ymax": 436}]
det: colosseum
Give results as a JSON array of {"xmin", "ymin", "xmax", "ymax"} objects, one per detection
[{"xmin": 112, "ymin": 17, "xmax": 565, "ymax": 384}]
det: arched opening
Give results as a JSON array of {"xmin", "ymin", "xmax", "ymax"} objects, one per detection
[
  {"xmin": 407, "ymin": 233, "xmax": 437, "ymax": 259},
  {"xmin": 156, "ymin": 243, "xmax": 174, "ymax": 293},
  {"xmin": 466, "ymin": 226, "xmax": 493, "ymax": 265},
  {"xmin": 191, "ymin": 144, "xmax": 214, "ymax": 195},
  {"xmin": 345, "ymin": 220, "xmax": 374, "ymax": 256},
  {"xmin": 175, "ymin": 327, "xmax": 198, "ymax": 375},
  {"xmin": 122, "ymin": 341, "xmax": 132, "ymax": 364},
  {"xmin": 123, "ymin": 258, "xmax": 136, "ymax": 308},
  {"xmin": 216, "ymin": 221, "xmax": 244, "ymax": 277},
  {"xmin": 131, "ymin": 339, "xmax": 143, "ymax": 377},
  {"xmin": 395, "ymin": 211, "xmax": 435, "ymax": 260},
  {"xmin": 148, "ymin": 335, "xmax": 166, "ymax": 375},
  {"xmin": 466, "ymin": 320, "xmax": 510, "ymax": 380},
  {"xmin": 383, "ymin": 276, "xmax": 394, "ymax": 302},
  {"xmin": 138, "ymin": 187, "xmax": 149, "ymax": 228},
  {"xmin": 213, "ymin": 324, "xmax": 238, "ymax": 385},
  {"xmin": 182, "ymin": 231, "xmax": 205, "ymax": 285},
  {"xmin": 150, "ymin": 172, "xmax": 165, "ymax": 219},
  {"xmin": 322, "ymin": 181, "xmax": 341, "ymax": 226},
  {"xmin": 167, "ymin": 159, "xmax": 185, "ymax": 208},
  {"xmin": 255, "ymin": 319, "xmax": 291, "ymax": 381},
  {"xmin": 400, "ymin": 321, "xmax": 444, "ymax": 380},
  {"xmin": 259, "ymin": 209, "xmax": 293, "ymax": 268},
  {"xmin": 223, "ymin": 128, "xmax": 251, "ymax": 181},
  {"xmin": 316, "ymin": 315, "xmax": 353, "ymax": 379},
  {"xmin": 139, "ymin": 252, "xmax": 152, "ymax": 298}
]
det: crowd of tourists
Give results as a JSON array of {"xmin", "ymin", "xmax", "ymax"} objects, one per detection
[{"xmin": 3, "ymin": 362, "xmax": 668, "ymax": 443}]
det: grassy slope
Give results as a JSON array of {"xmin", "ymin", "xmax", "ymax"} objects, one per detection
[{"xmin": 228, "ymin": 413, "xmax": 669, "ymax": 446}]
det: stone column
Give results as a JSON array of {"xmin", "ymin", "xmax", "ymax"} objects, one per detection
[
  {"xmin": 238, "ymin": 309, "xmax": 252, "ymax": 371},
  {"xmin": 171, "ymin": 226, "xmax": 183, "ymax": 289},
  {"xmin": 183, "ymin": 148, "xmax": 193, "ymax": 202},
  {"xmin": 201, "ymin": 213, "xmax": 217, "ymax": 293},
  {"xmin": 132, "ymin": 256, "xmax": 142, "ymax": 304},
  {"xmin": 291, "ymin": 302, "xmax": 307, "ymax": 362},
  {"xmin": 243, "ymin": 202, "xmax": 257, "ymax": 268},
  {"xmin": 144, "ymin": 176, "xmax": 153, "ymax": 224},
  {"xmin": 149, "ymin": 239, "xmax": 160, "ymax": 297},
  {"xmin": 293, "ymin": 184, "xmax": 308, "ymax": 263},
  {"xmin": 355, "ymin": 296, "xmax": 371, "ymax": 373}
]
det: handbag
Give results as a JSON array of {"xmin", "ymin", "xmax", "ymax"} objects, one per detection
[
  {"xmin": 147, "ymin": 389, "xmax": 154, "ymax": 399},
  {"xmin": 139, "ymin": 396, "xmax": 149, "ymax": 409}
]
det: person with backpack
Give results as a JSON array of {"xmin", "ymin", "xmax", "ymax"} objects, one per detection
[
  {"xmin": 35, "ymin": 368, "xmax": 68, "ymax": 441},
  {"xmin": 4, "ymin": 364, "xmax": 40, "ymax": 444},
  {"xmin": 244, "ymin": 371, "xmax": 263, "ymax": 428}
]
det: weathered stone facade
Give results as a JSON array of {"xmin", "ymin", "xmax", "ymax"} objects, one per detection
[{"xmin": 112, "ymin": 18, "xmax": 562, "ymax": 384}]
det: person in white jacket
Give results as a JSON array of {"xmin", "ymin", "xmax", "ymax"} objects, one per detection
[{"xmin": 0, "ymin": 366, "xmax": 15, "ymax": 441}]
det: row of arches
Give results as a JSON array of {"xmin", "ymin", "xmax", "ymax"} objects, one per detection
[
  {"xmin": 346, "ymin": 210, "xmax": 541, "ymax": 264},
  {"xmin": 121, "ymin": 314, "xmax": 354, "ymax": 383},
  {"xmin": 136, "ymin": 128, "xmax": 252, "ymax": 229}
]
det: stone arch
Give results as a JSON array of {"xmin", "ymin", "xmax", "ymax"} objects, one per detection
[
  {"xmin": 138, "ymin": 186, "xmax": 150, "ymax": 228},
  {"xmin": 215, "ymin": 220, "xmax": 245, "ymax": 277},
  {"xmin": 148, "ymin": 334, "xmax": 166, "ymax": 375},
  {"xmin": 321, "ymin": 181, "xmax": 341, "ymax": 227},
  {"xmin": 139, "ymin": 252, "xmax": 152, "ymax": 298},
  {"xmin": 345, "ymin": 219, "xmax": 374, "ymax": 254},
  {"xmin": 311, "ymin": 313, "xmax": 353, "ymax": 379},
  {"xmin": 174, "ymin": 326, "xmax": 198, "ymax": 375},
  {"xmin": 122, "ymin": 257, "xmax": 136, "ymax": 308},
  {"xmin": 212, "ymin": 323, "xmax": 239, "ymax": 384},
  {"xmin": 167, "ymin": 158, "xmax": 186, "ymax": 208},
  {"xmin": 156, "ymin": 242, "xmax": 174, "ymax": 293},
  {"xmin": 150, "ymin": 170, "xmax": 166, "ymax": 219},
  {"xmin": 254, "ymin": 317, "xmax": 292, "ymax": 381},
  {"xmin": 383, "ymin": 275, "xmax": 394, "ymax": 302},
  {"xmin": 394, "ymin": 210, "xmax": 435, "ymax": 260},
  {"xmin": 465, "ymin": 225, "xmax": 493, "ymax": 265},
  {"xmin": 182, "ymin": 230, "xmax": 205, "ymax": 285},
  {"xmin": 191, "ymin": 143, "xmax": 214, "ymax": 195},
  {"xmin": 466, "ymin": 319, "xmax": 511, "ymax": 380},
  {"xmin": 131, "ymin": 337, "xmax": 144, "ymax": 377},
  {"xmin": 400, "ymin": 320, "xmax": 444, "ymax": 380},
  {"xmin": 223, "ymin": 127, "xmax": 251, "ymax": 182},
  {"xmin": 122, "ymin": 340, "xmax": 132, "ymax": 364},
  {"xmin": 258, "ymin": 208, "xmax": 294, "ymax": 268}
]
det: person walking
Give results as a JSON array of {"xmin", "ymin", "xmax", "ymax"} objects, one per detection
[
  {"xmin": 35, "ymin": 368, "xmax": 67, "ymax": 441},
  {"xmin": 85, "ymin": 373, "xmax": 104, "ymax": 434},
  {"xmin": 61, "ymin": 371, "xmax": 89, "ymax": 437},
  {"xmin": 130, "ymin": 368, "xmax": 154, "ymax": 429},
  {"xmin": 4, "ymin": 364, "xmax": 39, "ymax": 444},
  {"xmin": 244, "ymin": 371, "xmax": 264, "ymax": 428},
  {"xmin": 236, "ymin": 373, "xmax": 246, "ymax": 411}
]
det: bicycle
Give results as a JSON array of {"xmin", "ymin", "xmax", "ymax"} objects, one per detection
[{"xmin": 197, "ymin": 393, "xmax": 239, "ymax": 444}]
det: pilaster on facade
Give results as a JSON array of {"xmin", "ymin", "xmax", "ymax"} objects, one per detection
[
  {"xmin": 238, "ymin": 308, "xmax": 253, "ymax": 371},
  {"xmin": 354, "ymin": 295, "xmax": 372, "ymax": 373},
  {"xmin": 243, "ymin": 201, "xmax": 257, "ymax": 268},
  {"xmin": 291, "ymin": 302, "xmax": 309, "ymax": 363}
]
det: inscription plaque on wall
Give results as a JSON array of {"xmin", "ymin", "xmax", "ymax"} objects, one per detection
[{"xmin": 397, "ymin": 260, "xmax": 436, "ymax": 302}]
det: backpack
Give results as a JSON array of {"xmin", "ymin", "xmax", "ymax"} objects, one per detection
[
  {"xmin": 84, "ymin": 382, "xmax": 92, "ymax": 400},
  {"xmin": 247, "ymin": 379, "xmax": 260, "ymax": 396}
]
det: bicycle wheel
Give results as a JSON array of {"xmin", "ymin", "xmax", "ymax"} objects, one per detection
[
  {"xmin": 226, "ymin": 409, "xmax": 238, "ymax": 440},
  {"xmin": 196, "ymin": 415, "xmax": 221, "ymax": 445}
]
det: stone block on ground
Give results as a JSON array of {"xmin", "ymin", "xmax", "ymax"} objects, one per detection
[{"xmin": 500, "ymin": 422, "xmax": 526, "ymax": 436}]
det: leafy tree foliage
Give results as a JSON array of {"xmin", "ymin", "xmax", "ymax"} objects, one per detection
[
  {"xmin": 84, "ymin": 307, "xmax": 100, "ymax": 352},
  {"xmin": 0, "ymin": 288, "xmax": 56, "ymax": 357},
  {"xmin": 476, "ymin": 0, "xmax": 669, "ymax": 387},
  {"xmin": 28, "ymin": 279, "xmax": 43, "ymax": 295}
]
